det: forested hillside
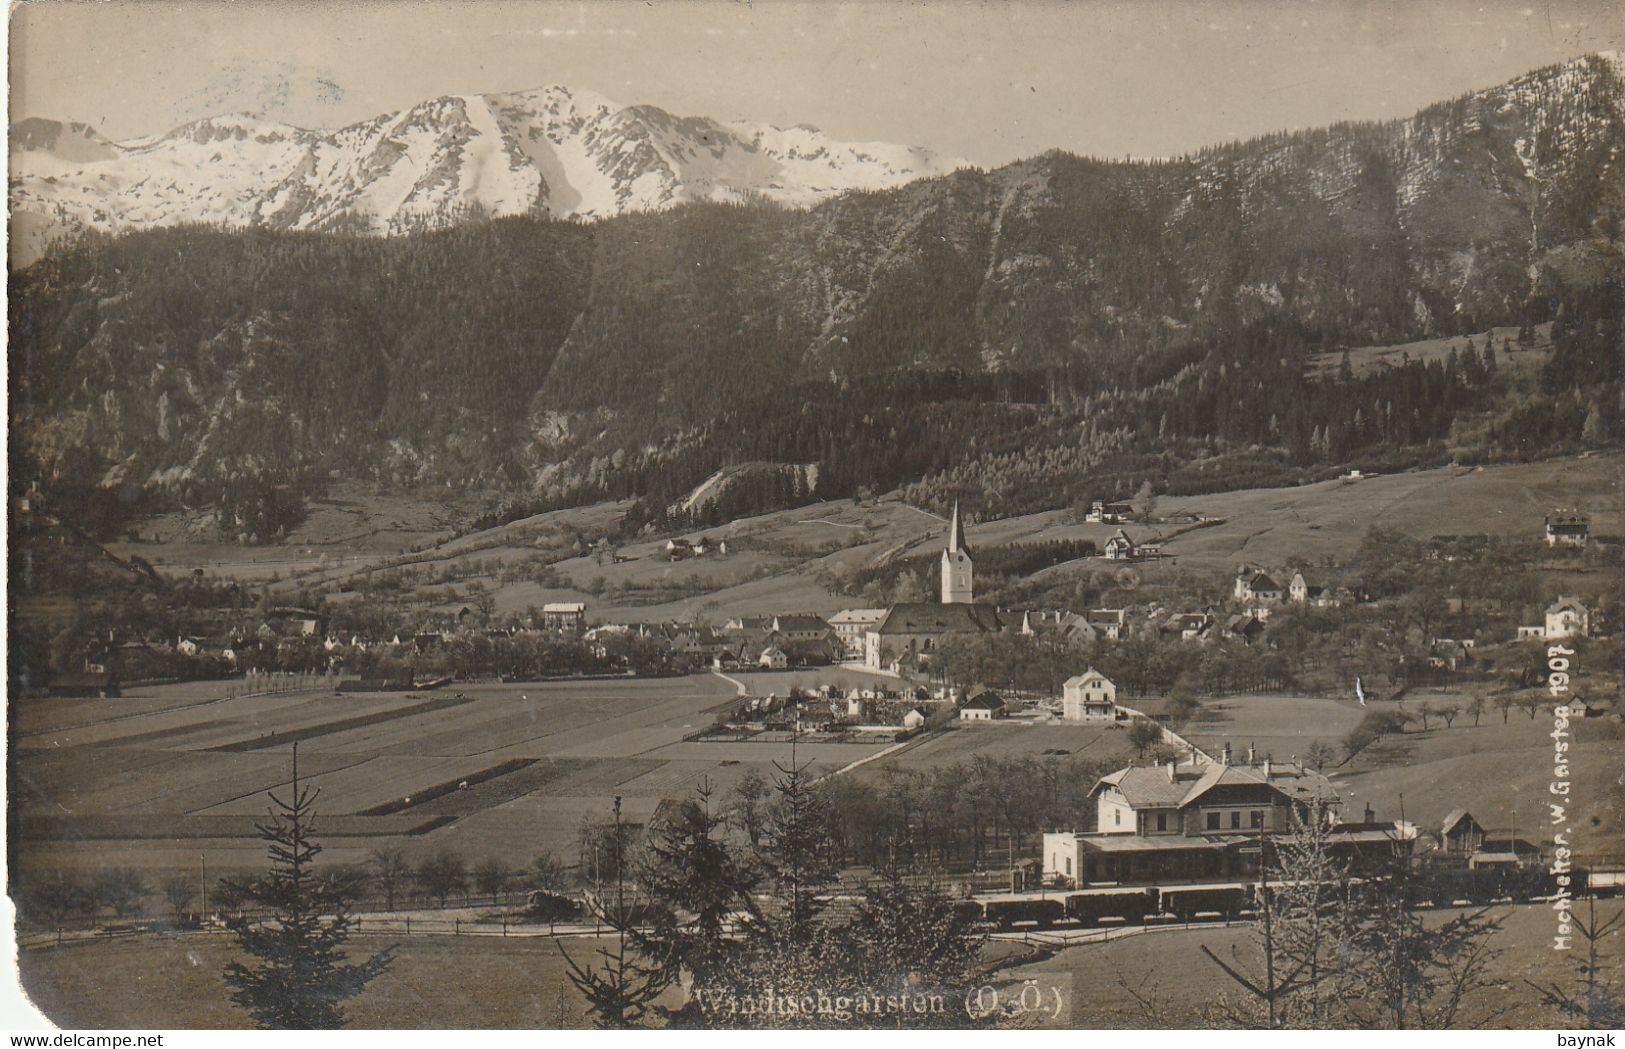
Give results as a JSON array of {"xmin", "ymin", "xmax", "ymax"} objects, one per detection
[{"xmin": 11, "ymin": 54, "xmax": 1623, "ymax": 537}]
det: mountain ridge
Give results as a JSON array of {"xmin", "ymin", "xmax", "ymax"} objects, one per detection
[
  {"xmin": 10, "ymin": 54, "xmax": 1622, "ymax": 536},
  {"xmin": 9, "ymin": 84, "xmax": 970, "ymax": 264}
]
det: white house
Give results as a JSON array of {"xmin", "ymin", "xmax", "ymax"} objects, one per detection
[
  {"xmin": 1061, "ymin": 670, "xmax": 1118, "ymax": 722},
  {"xmin": 1544, "ymin": 596, "xmax": 1590, "ymax": 639},
  {"xmin": 1104, "ymin": 529, "xmax": 1138, "ymax": 560},
  {"xmin": 960, "ymin": 691, "xmax": 1006, "ymax": 721},
  {"xmin": 758, "ymin": 646, "xmax": 789, "ymax": 670},
  {"xmin": 1545, "ymin": 511, "xmax": 1590, "ymax": 548},
  {"xmin": 901, "ymin": 708, "xmax": 927, "ymax": 730}
]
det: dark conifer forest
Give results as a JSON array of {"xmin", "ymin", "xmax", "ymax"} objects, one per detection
[{"xmin": 10, "ymin": 54, "xmax": 1623, "ymax": 536}]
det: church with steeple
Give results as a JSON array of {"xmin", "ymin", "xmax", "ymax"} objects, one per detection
[
  {"xmin": 863, "ymin": 501, "xmax": 1002, "ymax": 671},
  {"xmin": 940, "ymin": 501, "xmax": 974, "ymax": 603}
]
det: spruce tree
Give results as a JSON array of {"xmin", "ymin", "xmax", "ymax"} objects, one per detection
[
  {"xmin": 559, "ymin": 796, "xmax": 671, "ymax": 1028},
  {"xmin": 222, "ymin": 744, "xmax": 392, "ymax": 1029}
]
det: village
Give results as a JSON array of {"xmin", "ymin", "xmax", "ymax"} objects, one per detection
[{"xmin": 17, "ymin": 486, "xmax": 1620, "ymax": 909}]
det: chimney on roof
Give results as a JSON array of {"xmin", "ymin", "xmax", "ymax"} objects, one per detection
[
  {"xmin": 1263, "ymin": 759, "xmax": 1272, "ymax": 777},
  {"xmin": 1247, "ymin": 742, "xmax": 1256, "ymax": 764},
  {"xmin": 1221, "ymin": 742, "xmax": 1232, "ymax": 765},
  {"xmin": 1364, "ymin": 802, "xmax": 1375, "ymax": 824},
  {"xmin": 1166, "ymin": 759, "xmax": 1176, "ymax": 782}
]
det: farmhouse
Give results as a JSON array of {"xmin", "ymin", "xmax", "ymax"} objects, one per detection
[
  {"xmin": 1061, "ymin": 670, "xmax": 1117, "ymax": 722},
  {"xmin": 1545, "ymin": 510, "xmax": 1590, "ymax": 548},
  {"xmin": 960, "ymin": 691, "xmax": 1007, "ymax": 721},
  {"xmin": 1087, "ymin": 501, "xmax": 1137, "ymax": 524},
  {"xmin": 758, "ymin": 646, "xmax": 789, "ymax": 670}
]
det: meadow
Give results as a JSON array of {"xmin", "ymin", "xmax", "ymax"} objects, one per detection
[{"xmin": 11, "ymin": 672, "xmax": 894, "ymax": 881}]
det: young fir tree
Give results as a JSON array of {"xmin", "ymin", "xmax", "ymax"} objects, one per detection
[
  {"xmin": 633, "ymin": 784, "xmax": 759, "ymax": 1024},
  {"xmin": 559, "ymin": 796, "xmax": 671, "ymax": 1029},
  {"xmin": 222, "ymin": 744, "xmax": 393, "ymax": 1029},
  {"xmin": 845, "ymin": 862, "xmax": 984, "ymax": 1007}
]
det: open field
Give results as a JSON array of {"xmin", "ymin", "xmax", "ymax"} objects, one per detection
[
  {"xmin": 1181, "ymin": 694, "xmax": 1372, "ymax": 767},
  {"xmin": 12, "ymin": 671, "xmax": 945, "ymax": 880},
  {"xmin": 1004, "ymin": 899, "xmax": 1615, "ymax": 1028},
  {"xmin": 1334, "ymin": 692, "xmax": 1625, "ymax": 862},
  {"xmin": 855, "ymin": 720, "xmax": 1140, "ymax": 777}
]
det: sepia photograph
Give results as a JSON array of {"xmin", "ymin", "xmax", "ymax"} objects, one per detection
[{"xmin": 6, "ymin": 0, "xmax": 1623, "ymax": 1032}]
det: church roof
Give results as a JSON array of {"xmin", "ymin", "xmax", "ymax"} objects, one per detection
[{"xmin": 875, "ymin": 603, "xmax": 1002, "ymax": 635}]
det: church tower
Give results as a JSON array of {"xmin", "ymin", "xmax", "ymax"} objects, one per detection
[{"xmin": 940, "ymin": 501, "xmax": 974, "ymax": 604}]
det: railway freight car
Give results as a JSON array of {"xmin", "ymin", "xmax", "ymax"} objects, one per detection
[
  {"xmin": 1160, "ymin": 885, "xmax": 1248, "ymax": 922},
  {"xmin": 1063, "ymin": 888, "xmax": 1159, "ymax": 926}
]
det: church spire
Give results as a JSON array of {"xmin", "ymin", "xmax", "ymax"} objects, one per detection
[
  {"xmin": 947, "ymin": 501, "xmax": 969, "ymax": 554},
  {"xmin": 941, "ymin": 501, "xmax": 973, "ymax": 604}
]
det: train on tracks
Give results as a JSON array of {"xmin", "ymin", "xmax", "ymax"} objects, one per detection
[{"xmin": 954, "ymin": 864, "xmax": 1607, "ymax": 931}]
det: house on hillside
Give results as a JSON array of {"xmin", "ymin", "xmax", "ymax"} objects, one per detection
[
  {"xmin": 960, "ymin": 691, "xmax": 1007, "ymax": 721},
  {"xmin": 1061, "ymin": 670, "xmax": 1117, "ymax": 722},
  {"xmin": 1087, "ymin": 501, "xmax": 1136, "ymax": 524},
  {"xmin": 1104, "ymin": 529, "xmax": 1139, "ymax": 560},
  {"xmin": 1545, "ymin": 511, "xmax": 1590, "ymax": 548},
  {"xmin": 1545, "ymin": 596, "xmax": 1590, "ymax": 639},
  {"xmin": 665, "ymin": 538, "xmax": 693, "ymax": 560},
  {"xmin": 1234, "ymin": 570, "xmax": 1284, "ymax": 607}
]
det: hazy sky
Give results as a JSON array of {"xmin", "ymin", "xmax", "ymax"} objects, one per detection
[{"xmin": 10, "ymin": 0, "xmax": 1624, "ymax": 165}]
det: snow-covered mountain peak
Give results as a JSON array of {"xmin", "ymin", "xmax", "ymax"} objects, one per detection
[{"xmin": 10, "ymin": 83, "xmax": 966, "ymax": 263}]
